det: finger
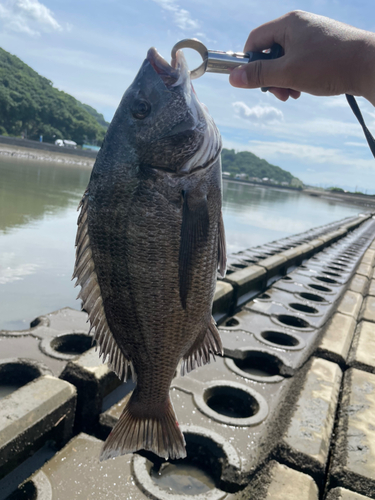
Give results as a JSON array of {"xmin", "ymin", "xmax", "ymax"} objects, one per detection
[
  {"xmin": 289, "ymin": 89, "xmax": 301, "ymax": 99},
  {"xmin": 229, "ymin": 58, "xmax": 289, "ymax": 89},
  {"xmin": 268, "ymin": 88, "xmax": 290, "ymax": 101},
  {"xmin": 244, "ymin": 13, "xmax": 289, "ymax": 53}
]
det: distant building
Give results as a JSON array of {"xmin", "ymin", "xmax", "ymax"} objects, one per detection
[
  {"xmin": 222, "ymin": 172, "xmax": 231, "ymax": 177},
  {"xmin": 262, "ymin": 177, "xmax": 269, "ymax": 182}
]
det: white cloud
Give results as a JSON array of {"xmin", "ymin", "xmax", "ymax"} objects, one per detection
[
  {"xmin": 246, "ymin": 140, "xmax": 375, "ymax": 169},
  {"xmin": 0, "ymin": 0, "xmax": 61, "ymax": 36},
  {"xmin": 152, "ymin": 0, "xmax": 199, "ymax": 30},
  {"xmin": 232, "ymin": 101, "xmax": 283, "ymax": 123}
]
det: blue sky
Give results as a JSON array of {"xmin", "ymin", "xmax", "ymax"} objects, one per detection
[{"xmin": 0, "ymin": 0, "xmax": 374, "ymax": 191}]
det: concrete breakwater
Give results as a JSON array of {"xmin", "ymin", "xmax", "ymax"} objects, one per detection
[{"xmin": 1, "ymin": 214, "xmax": 375, "ymax": 499}]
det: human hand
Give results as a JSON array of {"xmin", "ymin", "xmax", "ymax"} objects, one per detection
[{"xmin": 230, "ymin": 11, "xmax": 375, "ymax": 105}]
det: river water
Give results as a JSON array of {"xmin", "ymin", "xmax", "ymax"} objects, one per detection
[{"xmin": 0, "ymin": 157, "xmax": 361, "ymax": 331}]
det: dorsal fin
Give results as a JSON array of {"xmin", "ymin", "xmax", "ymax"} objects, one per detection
[{"xmin": 72, "ymin": 189, "xmax": 135, "ymax": 382}]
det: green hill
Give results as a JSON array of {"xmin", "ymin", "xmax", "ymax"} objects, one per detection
[
  {"xmin": 0, "ymin": 47, "xmax": 107, "ymax": 145},
  {"xmin": 221, "ymin": 148, "xmax": 303, "ymax": 187}
]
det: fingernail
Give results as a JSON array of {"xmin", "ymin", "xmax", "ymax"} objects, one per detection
[{"xmin": 230, "ymin": 66, "xmax": 248, "ymax": 87}]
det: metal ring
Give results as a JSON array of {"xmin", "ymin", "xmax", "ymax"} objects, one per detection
[{"xmin": 171, "ymin": 38, "xmax": 207, "ymax": 80}]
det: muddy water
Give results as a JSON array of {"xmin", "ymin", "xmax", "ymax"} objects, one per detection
[
  {"xmin": 151, "ymin": 463, "xmax": 215, "ymax": 495},
  {"xmin": 0, "ymin": 157, "xmax": 361, "ymax": 331}
]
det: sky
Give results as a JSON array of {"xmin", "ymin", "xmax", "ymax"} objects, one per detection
[{"xmin": 0, "ymin": 0, "xmax": 374, "ymax": 192}]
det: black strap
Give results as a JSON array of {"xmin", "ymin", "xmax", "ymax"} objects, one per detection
[{"xmin": 346, "ymin": 94, "xmax": 375, "ymax": 159}]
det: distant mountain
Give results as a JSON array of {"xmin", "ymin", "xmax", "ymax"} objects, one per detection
[
  {"xmin": 221, "ymin": 148, "xmax": 303, "ymax": 187},
  {"xmin": 79, "ymin": 102, "xmax": 110, "ymax": 129},
  {"xmin": 0, "ymin": 47, "xmax": 106, "ymax": 145}
]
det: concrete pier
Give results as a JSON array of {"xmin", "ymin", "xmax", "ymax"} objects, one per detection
[{"xmin": 2, "ymin": 213, "xmax": 375, "ymax": 499}]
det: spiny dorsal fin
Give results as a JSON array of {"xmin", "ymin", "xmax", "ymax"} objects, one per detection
[
  {"xmin": 179, "ymin": 190, "xmax": 209, "ymax": 309},
  {"xmin": 72, "ymin": 188, "xmax": 134, "ymax": 382},
  {"xmin": 180, "ymin": 317, "xmax": 223, "ymax": 376}
]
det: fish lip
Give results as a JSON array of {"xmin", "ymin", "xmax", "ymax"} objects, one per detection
[{"xmin": 147, "ymin": 47, "xmax": 187, "ymax": 87}]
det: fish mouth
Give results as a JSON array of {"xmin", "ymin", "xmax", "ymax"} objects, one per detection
[{"xmin": 147, "ymin": 47, "xmax": 187, "ymax": 88}]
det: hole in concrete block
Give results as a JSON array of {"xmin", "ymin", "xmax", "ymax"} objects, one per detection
[
  {"xmin": 224, "ymin": 318, "xmax": 239, "ymax": 327},
  {"xmin": 261, "ymin": 331, "xmax": 300, "ymax": 347},
  {"xmin": 233, "ymin": 351, "xmax": 281, "ymax": 377},
  {"xmin": 327, "ymin": 264, "xmax": 347, "ymax": 271},
  {"xmin": 149, "ymin": 433, "xmax": 226, "ymax": 495},
  {"xmin": 324, "ymin": 271, "xmax": 341, "ymax": 277},
  {"xmin": 244, "ymin": 259, "xmax": 257, "ymax": 264},
  {"xmin": 50, "ymin": 334, "xmax": 92, "ymax": 355},
  {"xmin": 299, "ymin": 292, "xmax": 325, "ymax": 302},
  {"xmin": 257, "ymin": 293, "xmax": 270, "ymax": 300},
  {"xmin": 316, "ymin": 276, "xmax": 338, "ymax": 284},
  {"xmin": 0, "ymin": 362, "xmax": 42, "ymax": 399},
  {"xmin": 231, "ymin": 263, "xmax": 248, "ymax": 269},
  {"xmin": 277, "ymin": 315, "xmax": 310, "ymax": 328},
  {"xmin": 308, "ymin": 283, "xmax": 332, "ymax": 293},
  {"xmin": 282, "ymin": 276, "xmax": 292, "ymax": 281},
  {"xmin": 204, "ymin": 385, "xmax": 259, "ymax": 418},
  {"xmin": 289, "ymin": 303, "xmax": 318, "ymax": 314}
]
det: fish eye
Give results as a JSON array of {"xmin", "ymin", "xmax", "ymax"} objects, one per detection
[{"xmin": 132, "ymin": 99, "xmax": 151, "ymax": 119}]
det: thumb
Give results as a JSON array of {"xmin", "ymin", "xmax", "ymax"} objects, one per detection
[{"xmin": 229, "ymin": 58, "xmax": 287, "ymax": 89}]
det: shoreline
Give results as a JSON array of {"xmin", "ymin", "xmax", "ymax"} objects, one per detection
[{"xmin": 0, "ymin": 143, "xmax": 95, "ymax": 169}]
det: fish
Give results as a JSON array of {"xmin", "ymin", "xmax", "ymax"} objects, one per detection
[{"xmin": 73, "ymin": 46, "xmax": 227, "ymax": 461}]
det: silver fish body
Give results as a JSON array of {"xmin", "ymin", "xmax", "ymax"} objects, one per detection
[{"xmin": 73, "ymin": 48, "xmax": 226, "ymax": 460}]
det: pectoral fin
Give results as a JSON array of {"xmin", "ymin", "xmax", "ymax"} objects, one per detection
[
  {"xmin": 179, "ymin": 190, "xmax": 209, "ymax": 309},
  {"xmin": 218, "ymin": 211, "xmax": 227, "ymax": 278}
]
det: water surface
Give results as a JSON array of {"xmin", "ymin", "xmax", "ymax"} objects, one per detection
[{"xmin": 0, "ymin": 157, "xmax": 361, "ymax": 331}]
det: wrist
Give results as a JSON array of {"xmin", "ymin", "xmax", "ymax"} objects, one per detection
[{"xmin": 357, "ymin": 31, "xmax": 375, "ymax": 106}]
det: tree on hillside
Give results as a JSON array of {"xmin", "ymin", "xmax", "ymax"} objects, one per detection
[{"xmin": 0, "ymin": 47, "xmax": 107, "ymax": 145}]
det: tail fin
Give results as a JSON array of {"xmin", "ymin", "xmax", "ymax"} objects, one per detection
[{"xmin": 100, "ymin": 393, "xmax": 186, "ymax": 461}]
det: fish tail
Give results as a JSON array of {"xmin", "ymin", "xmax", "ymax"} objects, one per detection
[{"xmin": 100, "ymin": 392, "xmax": 186, "ymax": 461}]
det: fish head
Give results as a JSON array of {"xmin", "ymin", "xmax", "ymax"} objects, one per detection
[{"xmin": 107, "ymin": 47, "xmax": 222, "ymax": 175}]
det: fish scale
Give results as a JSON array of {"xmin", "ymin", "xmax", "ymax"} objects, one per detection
[{"xmin": 73, "ymin": 47, "xmax": 226, "ymax": 460}]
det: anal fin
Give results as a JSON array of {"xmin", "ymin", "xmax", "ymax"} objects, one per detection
[{"xmin": 181, "ymin": 317, "xmax": 223, "ymax": 376}]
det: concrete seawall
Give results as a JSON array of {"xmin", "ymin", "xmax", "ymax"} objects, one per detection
[{"xmin": 1, "ymin": 213, "xmax": 375, "ymax": 499}]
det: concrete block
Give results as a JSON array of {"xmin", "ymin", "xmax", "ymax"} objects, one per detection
[
  {"xmin": 15, "ymin": 433, "xmax": 148, "ymax": 499},
  {"xmin": 348, "ymin": 321, "xmax": 375, "ymax": 374},
  {"xmin": 360, "ymin": 249, "xmax": 375, "ymax": 267},
  {"xmin": 356, "ymin": 263, "xmax": 373, "ymax": 278},
  {"xmin": 219, "ymin": 308, "xmax": 318, "ymax": 377},
  {"xmin": 212, "ymin": 280, "xmax": 234, "ymax": 324},
  {"xmin": 368, "ymin": 280, "xmax": 375, "ymax": 297},
  {"xmin": 245, "ymin": 287, "xmax": 335, "ymax": 330},
  {"xmin": 100, "ymin": 355, "xmax": 293, "ymax": 487},
  {"xmin": 326, "ymin": 487, "xmax": 375, "ymax": 499},
  {"xmin": 257, "ymin": 254, "xmax": 287, "ymax": 286},
  {"xmin": 227, "ymin": 460, "xmax": 319, "ymax": 500},
  {"xmin": 0, "ymin": 375, "xmax": 76, "ymax": 480},
  {"xmin": 336, "ymin": 291, "xmax": 363, "ymax": 319},
  {"xmin": 360, "ymin": 296, "xmax": 375, "ymax": 323},
  {"xmin": 279, "ymin": 243, "xmax": 314, "ymax": 272},
  {"xmin": 348, "ymin": 274, "xmax": 369, "ymax": 296},
  {"xmin": 59, "ymin": 347, "xmax": 122, "ymax": 432},
  {"xmin": 224, "ymin": 265, "xmax": 266, "ymax": 309},
  {"xmin": 329, "ymin": 368, "xmax": 375, "ymax": 497},
  {"xmin": 278, "ymin": 357, "xmax": 342, "ymax": 486},
  {"xmin": 319, "ymin": 228, "xmax": 347, "ymax": 244},
  {"xmin": 316, "ymin": 313, "xmax": 357, "ymax": 367}
]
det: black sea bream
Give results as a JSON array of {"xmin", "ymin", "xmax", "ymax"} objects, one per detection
[{"xmin": 73, "ymin": 47, "xmax": 226, "ymax": 460}]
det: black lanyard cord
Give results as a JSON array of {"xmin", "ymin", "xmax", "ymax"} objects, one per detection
[{"xmin": 346, "ymin": 94, "xmax": 375, "ymax": 159}]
